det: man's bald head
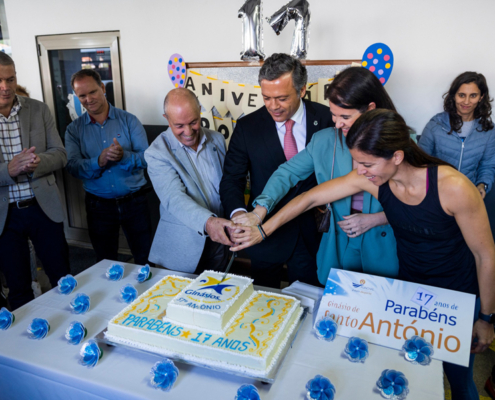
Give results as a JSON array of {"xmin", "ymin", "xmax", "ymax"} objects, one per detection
[
  {"xmin": 163, "ymin": 88, "xmax": 202, "ymax": 151},
  {"xmin": 163, "ymin": 88, "xmax": 200, "ymax": 117}
]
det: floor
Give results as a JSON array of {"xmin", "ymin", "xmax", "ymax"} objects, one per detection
[{"xmin": 3, "ymin": 245, "xmax": 495, "ymax": 399}]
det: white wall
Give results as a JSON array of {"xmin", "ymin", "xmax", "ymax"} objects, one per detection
[{"xmin": 5, "ymin": 0, "xmax": 495, "ymax": 132}]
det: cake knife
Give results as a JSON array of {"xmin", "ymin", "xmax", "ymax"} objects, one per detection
[{"xmin": 220, "ymin": 252, "xmax": 237, "ymax": 283}]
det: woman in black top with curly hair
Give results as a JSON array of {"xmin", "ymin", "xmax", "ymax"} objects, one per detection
[{"xmin": 419, "ymin": 71, "xmax": 495, "ymax": 199}]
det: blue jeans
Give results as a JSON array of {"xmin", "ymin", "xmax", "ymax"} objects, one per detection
[
  {"xmin": 442, "ymin": 297, "xmax": 480, "ymax": 399},
  {"xmin": 0, "ymin": 202, "xmax": 70, "ymax": 310},
  {"xmin": 85, "ymin": 191, "xmax": 152, "ymax": 265}
]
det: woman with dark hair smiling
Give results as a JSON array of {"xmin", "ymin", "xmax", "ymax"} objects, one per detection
[
  {"xmin": 232, "ymin": 109, "xmax": 495, "ymax": 399},
  {"xmin": 233, "ymin": 67, "xmax": 400, "ymax": 282},
  {"xmin": 420, "ymin": 71, "xmax": 495, "ymax": 199}
]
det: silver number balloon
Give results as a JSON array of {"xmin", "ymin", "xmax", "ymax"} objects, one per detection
[
  {"xmin": 239, "ymin": 0, "xmax": 266, "ymax": 61},
  {"xmin": 267, "ymin": 0, "xmax": 310, "ymax": 59}
]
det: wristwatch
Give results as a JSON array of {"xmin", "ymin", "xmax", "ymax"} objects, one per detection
[
  {"xmin": 478, "ymin": 311, "xmax": 495, "ymax": 324},
  {"xmin": 478, "ymin": 182, "xmax": 488, "ymax": 191}
]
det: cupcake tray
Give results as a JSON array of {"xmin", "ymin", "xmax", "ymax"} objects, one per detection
[{"xmin": 95, "ymin": 306, "xmax": 308, "ymax": 384}]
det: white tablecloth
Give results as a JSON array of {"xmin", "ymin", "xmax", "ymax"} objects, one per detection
[{"xmin": 0, "ymin": 261, "xmax": 444, "ymax": 399}]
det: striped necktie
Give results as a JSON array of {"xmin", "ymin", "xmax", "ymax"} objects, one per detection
[{"xmin": 284, "ymin": 119, "xmax": 297, "ymax": 161}]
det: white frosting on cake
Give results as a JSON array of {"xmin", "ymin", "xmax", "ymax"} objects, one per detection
[
  {"xmin": 166, "ymin": 270, "xmax": 254, "ymax": 333},
  {"xmin": 106, "ymin": 274, "xmax": 303, "ymax": 376}
]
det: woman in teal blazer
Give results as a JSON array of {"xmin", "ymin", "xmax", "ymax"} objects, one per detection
[{"xmin": 234, "ymin": 67, "xmax": 399, "ymax": 283}]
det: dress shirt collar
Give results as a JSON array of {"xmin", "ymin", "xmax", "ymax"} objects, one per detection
[
  {"xmin": 8, "ymin": 96, "xmax": 21, "ymax": 118},
  {"xmin": 84, "ymin": 101, "xmax": 114, "ymax": 125},
  {"xmin": 0, "ymin": 95, "xmax": 21, "ymax": 120},
  {"xmin": 274, "ymin": 99, "xmax": 304, "ymax": 130}
]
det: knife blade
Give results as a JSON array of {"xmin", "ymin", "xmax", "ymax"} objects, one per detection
[{"xmin": 220, "ymin": 252, "xmax": 237, "ymax": 283}]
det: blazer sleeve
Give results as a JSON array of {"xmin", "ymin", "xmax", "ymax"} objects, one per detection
[
  {"xmin": 475, "ymin": 131, "xmax": 495, "ymax": 192},
  {"xmin": 418, "ymin": 119, "xmax": 437, "ymax": 156},
  {"xmin": 145, "ymin": 145, "xmax": 214, "ymax": 234},
  {"xmin": 253, "ymin": 137, "xmax": 317, "ymax": 213},
  {"xmin": 0, "ymin": 156, "xmax": 16, "ymax": 187},
  {"xmin": 219, "ymin": 121, "xmax": 250, "ymax": 217},
  {"xmin": 32, "ymin": 103, "xmax": 67, "ymax": 179}
]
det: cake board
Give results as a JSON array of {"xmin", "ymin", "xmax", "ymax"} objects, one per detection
[{"xmin": 95, "ymin": 305, "xmax": 308, "ymax": 384}]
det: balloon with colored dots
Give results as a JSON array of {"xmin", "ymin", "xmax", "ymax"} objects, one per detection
[
  {"xmin": 168, "ymin": 53, "xmax": 187, "ymax": 88},
  {"xmin": 361, "ymin": 43, "xmax": 394, "ymax": 85}
]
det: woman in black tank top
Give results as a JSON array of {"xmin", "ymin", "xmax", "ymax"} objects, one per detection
[{"xmin": 231, "ymin": 109, "xmax": 495, "ymax": 399}]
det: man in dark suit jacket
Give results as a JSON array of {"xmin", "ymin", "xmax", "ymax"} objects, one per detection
[{"xmin": 220, "ymin": 53, "xmax": 334, "ymax": 288}]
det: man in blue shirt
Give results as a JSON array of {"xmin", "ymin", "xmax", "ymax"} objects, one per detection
[{"xmin": 65, "ymin": 70, "xmax": 152, "ymax": 265}]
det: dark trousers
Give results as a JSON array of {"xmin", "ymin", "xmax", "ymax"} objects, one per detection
[
  {"xmin": 442, "ymin": 298, "xmax": 480, "ymax": 399},
  {"xmin": 194, "ymin": 238, "xmax": 229, "ymax": 275},
  {"xmin": 85, "ymin": 191, "xmax": 152, "ymax": 266},
  {"xmin": 250, "ymin": 233, "xmax": 320, "ymax": 289},
  {"xmin": 0, "ymin": 202, "xmax": 70, "ymax": 310}
]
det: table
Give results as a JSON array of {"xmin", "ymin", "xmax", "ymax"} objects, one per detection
[{"xmin": 0, "ymin": 261, "xmax": 444, "ymax": 399}]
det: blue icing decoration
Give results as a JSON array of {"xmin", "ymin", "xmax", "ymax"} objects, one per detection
[
  {"xmin": 376, "ymin": 369, "xmax": 409, "ymax": 399},
  {"xmin": 403, "ymin": 335, "xmax": 434, "ymax": 365},
  {"xmin": 136, "ymin": 265, "xmax": 152, "ymax": 283},
  {"xmin": 315, "ymin": 316, "xmax": 338, "ymax": 341},
  {"xmin": 58, "ymin": 274, "xmax": 77, "ymax": 295},
  {"xmin": 344, "ymin": 337, "xmax": 369, "ymax": 363},
  {"xmin": 66, "ymin": 321, "xmax": 87, "ymax": 345},
  {"xmin": 0, "ymin": 307, "xmax": 14, "ymax": 330},
  {"xmin": 236, "ymin": 384, "xmax": 260, "ymax": 400},
  {"xmin": 79, "ymin": 339, "xmax": 102, "ymax": 368},
  {"xmin": 106, "ymin": 264, "xmax": 124, "ymax": 281},
  {"xmin": 70, "ymin": 293, "xmax": 91, "ymax": 314},
  {"xmin": 120, "ymin": 284, "xmax": 137, "ymax": 303},
  {"xmin": 150, "ymin": 359, "xmax": 179, "ymax": 392},
  {"xmin": 306, "ymin": 375, "xmax": 336, "ymax": 400},
  {"xmin": 27, "ymin": 318, "xmax": 50, "ymax": 340}
]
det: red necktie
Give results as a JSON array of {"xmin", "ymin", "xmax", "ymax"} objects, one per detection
[{"xmin": 284, "ymin": 119, "xmax": 297, "ymax": 161}]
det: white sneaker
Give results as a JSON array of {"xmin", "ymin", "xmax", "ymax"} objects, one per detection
[{"xmin": 32, "ymin": 281, "xmax": 42, "ymax": 298}]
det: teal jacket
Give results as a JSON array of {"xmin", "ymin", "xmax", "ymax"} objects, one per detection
[{"xmin": 254, "ymin": 127, "xmax": 399, "ymax": 283}]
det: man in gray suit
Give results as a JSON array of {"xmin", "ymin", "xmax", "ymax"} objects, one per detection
[
  {"xmin": 145, "ymin": 88, "xmax": 235, "ymax": 273},
  {"xmin": 0, "ymin": 53, "xmax": 69, "ymax": 310}
]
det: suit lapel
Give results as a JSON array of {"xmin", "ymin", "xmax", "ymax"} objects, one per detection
[
  {"xmin": 304, "ymin": 100, "xmax": 325, "ymax": 145},
  {"xmin": 18, "ymin": 97, "xmax": 30, "ymax": 149},
  {"xmin": 259, "ymin": 107, "xmax": 287, "ymax": 165}
]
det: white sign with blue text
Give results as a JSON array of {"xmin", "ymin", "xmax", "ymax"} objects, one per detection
[{"xmin": 314, "ymin": 269, "xmax": 476, "ymax": 366}]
